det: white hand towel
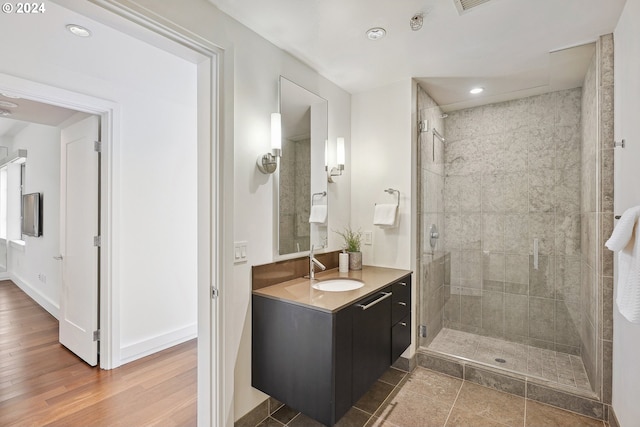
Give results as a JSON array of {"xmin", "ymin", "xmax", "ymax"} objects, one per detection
[
  {"xmin": 373, "ymin": 204, "xmax": 398, "ymax": 228},
  {"xmin": 308, "ymin": 205, "xmax": 327, "ymax": 224},
  {"xmin": 605, "ymin": 205, "xmax": 640, "ymax": 323}
]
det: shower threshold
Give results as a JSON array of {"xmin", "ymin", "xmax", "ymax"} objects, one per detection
[{"xmin": 426, "ymin": 328, "xmax": 593, "ymax": 394}]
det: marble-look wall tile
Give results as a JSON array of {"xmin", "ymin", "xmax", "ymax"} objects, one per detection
[
  {"xmin": 556, "ymin": 166, "xmax": 581, "ymax": 214},
  {"xmin": 504, "ymin": 215, "xmax": 529, "ymax": 253},
  {"xmin": 481, "ymin": 290, "xmax": 504, "ymax": 335},
  {"xmin": 460, "ymin": 294, "xmax": 482, "ymax": 327},
  {"xmin": 601, "ymin": 148, "xmax": 614, "ymax": 212},
  {"xmin": 600, "ymin": 34, "xmax": 614, "ymax": 87},
  {"xmin": 460, "ymin": 213, "xmax": 482, "ymax": 250},
  {"xmin": 482, "ymin": 173, "xmax": 505, "ymax": 212},
  {"xmin": 459, "ymin": 174, "xmax": 482, "ymax": 212},
  {"xmin": 529, "ymin": 169, "xmax": 556, "ymax": 212},
  {"xmin": 444, "ymin": 213, "xmax": 462, "ymax": 250},
  {"xmin": 602, "ymin": 280, "xmax": 613, "ymax": 341},
  {"xmin": 528, "ymin": 91, "xmax": 557, "ymax": 127},
  {"xmin": 483, "ymin": 252, "xmax": 505, "ymax": 292},
  {"xmin": 600, "ymin": 85, "xmax": 615, "ymax": 150},
  {"xmin": 557, "ymin": 88, "xmax": 583, "ymax": 127},
  {"xmin": 556, "ymin": 213, "xmax": 581, "ymax": 256},
  {"xmin": 440, "ymin": 87, "xmax": 583, "ymax": 354},
  {"xmin": 505, "ymin": 254, "xmax": 529, "ymax": 293},
  {"xmin": 503, "ymin": 133, "xmax": 528, "ymax": 172},
  {"xmin": 555, "ymin": 299, "xmax": 582, "ymax": 348},
  {"xmin": 529, "ymin": 297, "xmax": 555, "ymax": 342},
  {"xmin": 529, "ymin": 255, "xmax": 555, "ymax": 298},
  {"xmin": 503, "ymin": 173, "xmax": 528, "ymax": 213},
  {"xmin": 556, "ymin": 256, "xmax": 581, "ymax": 301},
  {"xmin": 460, "ymin": 250, "xmax": 482, "ymax": 287},
  {"xmin": 481, "ymin": 133, "xmax": 506, "ymax": 173},
  {"xmin": 504, "ymin": 293, "xmax": 528, "ymax": 337},
  {"xmin": 483, "ymin": 214, "xmax": 505, "ymax": 252},
  {"xmin": 529, "ymin": 213, "xmax": 556, "ymax": 255}
]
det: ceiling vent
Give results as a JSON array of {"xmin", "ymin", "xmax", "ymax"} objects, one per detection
[{"xmin": 454, "ymin": 0, "xmax": 492, "ymax": 14}]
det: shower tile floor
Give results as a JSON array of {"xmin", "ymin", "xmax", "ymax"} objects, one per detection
[{"xmin": 428, "ymin": 328, "xmax": 593, "ymax": 393}]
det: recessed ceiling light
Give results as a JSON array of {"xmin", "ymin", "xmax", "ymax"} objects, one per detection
[
  {"xmin": 0, "ymin": 100, "xmax": 18, "ymax": 108},
  {"xmin": 0, "ymin": 92, "xmax": 21, "ymax": 99},
  {"xmin": 366, "ymin": 27, "xmax": 386, "ymax": 40},
  {"xmin": 66, "ymin": 24, "xmax": 92, "ymax": 38},
  {"xmin": 470, "ymin": 87, "xmax": 484, "ymax": 94},
  {"xmin": 0, "ymin": 109, "xmax": 12, "ymax": 117}
]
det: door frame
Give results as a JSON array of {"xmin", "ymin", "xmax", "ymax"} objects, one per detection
[{"xmin": 0, "ymin": 7, "xmax": 223, "ymax": 425}]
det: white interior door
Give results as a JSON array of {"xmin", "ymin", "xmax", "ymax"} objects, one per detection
[{"xmin": 59, "ymin": 115, "xmax": 100, "ymax": 366}]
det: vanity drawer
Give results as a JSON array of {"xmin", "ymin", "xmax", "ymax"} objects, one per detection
[
  {"xmin": 391, "ymin": 314, "xmax": 411, "ymax": 362},
  {"xmin": 391, "ymin": 276, "xmax": 411, "ymax": 325}
]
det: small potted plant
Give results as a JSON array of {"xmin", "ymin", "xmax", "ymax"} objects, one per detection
[{"xmin": 335, "ymin": 227, "xmax": 363, "ymax": 270}]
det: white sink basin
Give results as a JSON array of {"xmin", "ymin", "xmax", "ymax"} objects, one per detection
[{"xmin": 312, "ymin": 279, "xmax": 364, "ymax": 292}]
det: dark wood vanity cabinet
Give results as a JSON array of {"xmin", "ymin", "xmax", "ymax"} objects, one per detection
[
  {"xmin": 391, "ymin": 278, "xmax": 411, "ymax": 362},
  {"xmin": 252, "ymin": 274, "xmax": 411, "ymax": 427},
  {"xmin": 351, "ymin": 287, "xmax": 392, "ymax": 401}
]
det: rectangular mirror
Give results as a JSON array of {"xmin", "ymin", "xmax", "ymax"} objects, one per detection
[{"xmin": 277, "ymin": 76, "xmax": 328, "ymax": 256}]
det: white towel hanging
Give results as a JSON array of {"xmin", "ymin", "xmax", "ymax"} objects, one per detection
[
  {"xmin": 373, "ymin": 204, "xmax": 398, "ymax": 228},
  {"xmin": 309, "ymin": 205, "xmax": 327, "ymax": 224},
  {"xmin": 606, "ymin": 205, "xmax": 640, "ymax": 323}
]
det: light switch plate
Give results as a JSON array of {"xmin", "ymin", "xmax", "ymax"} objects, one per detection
[
  {"xmin": 363, "ymin": 231, "xmax": 372, "ymax": 245},
  {"xmin": 234, "ymin": 241, "xmax": 248, "ymax": 264}
]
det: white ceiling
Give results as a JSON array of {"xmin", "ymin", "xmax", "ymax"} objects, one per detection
[
  {"xmin": 0, "ymin": 94, "xmax": 79, "ymax": 137},
  {"xmin": 207, "ymin": 0, "xmax": 626, "ymax": 110}
]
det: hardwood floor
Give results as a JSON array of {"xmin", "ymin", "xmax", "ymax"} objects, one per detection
[{"xmin": 0, "ymin": 280, "xmax": 197, "ymax": 427}]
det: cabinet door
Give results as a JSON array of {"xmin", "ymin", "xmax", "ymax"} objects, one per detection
[
  {"xmin": 391, "ymin": 314, "xmax": 411, "ymax": 362},
  {"xmin": 352, "ymin": 288, "xmax": 392, "ymax": 402}
]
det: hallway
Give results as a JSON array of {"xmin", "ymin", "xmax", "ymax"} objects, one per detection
[{"xmin": 0, "ymin": 280, "xmax": 196, "ymax": 426}]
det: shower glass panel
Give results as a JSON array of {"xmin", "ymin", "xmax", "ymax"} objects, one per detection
[{"xmin": 416, "ymin": 82, "xmax": 598, "ymax": 396}]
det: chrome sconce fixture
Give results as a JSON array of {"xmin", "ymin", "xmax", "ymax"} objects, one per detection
[
  {"xmin": 327, "ymin": 137, "xmax": 345, "ymax": 183},
  {"xmin": 257, "ymin": 113, "xmax": 282, "ymax": 174}
]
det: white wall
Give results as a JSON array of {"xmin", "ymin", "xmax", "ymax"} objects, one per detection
[
  {"xmin": 351, "ymin": 80, "xmax": 414, "ymax": 270},
  {"xmin": 113, "ymin": 0, "xmax": 353, "ymax": 422},
  {"xmin": 6, "ymin": 123, "xmax": 61, "ymax": 316},
  {"xmin": 612, "ymin": 0, "xmax": 640, "ymax": 425},
  {"xmin": 0, "ymin": 1, "xmax": 198, "ymax": 366}
]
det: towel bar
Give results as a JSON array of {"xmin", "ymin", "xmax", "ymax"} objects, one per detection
[
  {"xmin": 312, "ymin": 191, "xmax": 327, "ymax": 205},
  {"xmin": 382, "ymin": 188, "xmax": 400, "ymax": 206}
]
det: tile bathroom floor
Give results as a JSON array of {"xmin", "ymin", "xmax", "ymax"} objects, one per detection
[
  {"xmin": 428, "ymin": 328, "xmax": 593, "ymax": 393},
  {"xmin": 257, "ymin": 366, "xmax": 605, "ymax": 427}
]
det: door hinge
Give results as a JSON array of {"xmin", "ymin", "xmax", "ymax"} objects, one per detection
[
  {"xmin": 94, "ymin": 235, "xmax": 101, "ymax": 247},
  {"xmin": 211, "ymin": 287, "xmax": 219, "ymax": 299},
  {"xmin": 93, "ymin": 330, "xmax": 100, "ymax": 341},
  {"xmin": 94, "ymin": 140, "xmax": 102, "ymax": 152}
]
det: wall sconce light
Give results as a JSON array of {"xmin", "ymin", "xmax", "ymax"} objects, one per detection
[
  {"xmin": 327, "ymin": 137, "xmax": 345, "ymax": 183},
  {"xmin": 257, "ymin": 113, "xmax": 282, "ymax": 174}
]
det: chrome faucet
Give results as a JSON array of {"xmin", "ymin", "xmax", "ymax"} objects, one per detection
[{"xmin": 309, "ymin": 245, "xmax": 326, "ymax": 280}]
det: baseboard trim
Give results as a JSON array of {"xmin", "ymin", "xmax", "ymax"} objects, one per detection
[
  {"xmin": 10, "ymin": 273, "xmax": 59, "ymax": 319},
  {"xmin": 119, "ymin": 323, "xmax": 197, "ymax": 365}
]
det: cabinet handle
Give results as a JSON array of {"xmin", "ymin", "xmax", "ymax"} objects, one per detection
[
  {"xmin": 356, "ymin": 292, "xmax": 392, "ymax": 311},
  {"xmin": 397, "ymin": 302, "xmax": 407, "ymax": 306},
  {"xmin": 399, "ymin": 282, "xmax": 407, "ymax": 286},
  {"xmin": 400, "ymin": 322, "xmax": 407, "ymax": 327}
]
